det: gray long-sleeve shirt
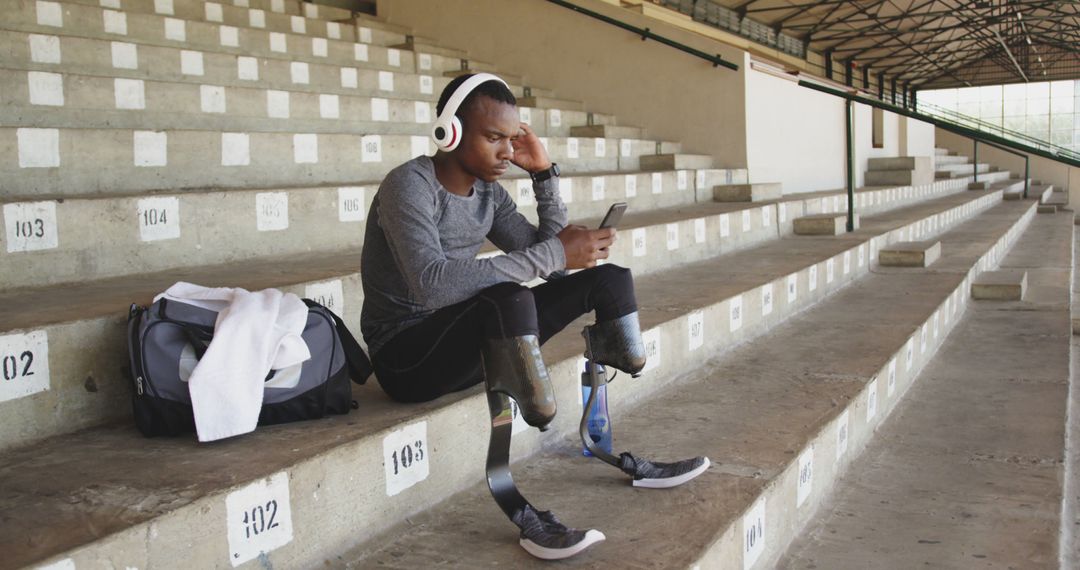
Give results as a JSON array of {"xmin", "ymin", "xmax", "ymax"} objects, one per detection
[{"xmin": 360, "ymin": 156, "xmax": 568, "ymax": 356}]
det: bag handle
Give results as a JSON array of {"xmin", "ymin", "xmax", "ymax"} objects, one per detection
[{"xmin": 303, "ymin": 299, "xmax": 373, "ymax": 385}]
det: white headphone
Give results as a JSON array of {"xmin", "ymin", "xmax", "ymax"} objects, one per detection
[{"xmin": 430, "ymin": 73, "xmax": 509, "ymax": 152}]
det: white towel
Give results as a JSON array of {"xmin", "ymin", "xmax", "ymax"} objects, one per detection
[{"xmin": 157, "ymin": 282, "xmax": 311, "ymax": 442}]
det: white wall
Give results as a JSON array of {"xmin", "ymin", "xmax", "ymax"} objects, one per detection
[
  {"xmin": 744, "ymin": 65, "xmax": 846, "ymax": 193},
  {"xmin": 853, "ymin": 103, "xmax": 899, "ymax": 188},
  {"xmin": 902, "ymin": 117, "xmax": 935, "ymax": 156}
]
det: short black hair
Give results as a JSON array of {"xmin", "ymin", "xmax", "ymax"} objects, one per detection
[{"xmin": 435, "ymin": 74, "xmax": 517, "ymax": 123}]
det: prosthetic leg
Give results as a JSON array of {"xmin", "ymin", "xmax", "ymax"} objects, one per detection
[
  {"xmin": 482, "ymin": 335, "xmax": 605, "ymax": 560},
  {"xmin": 581, "ymin": 313, "xmax": 712, "ymax": 488}
]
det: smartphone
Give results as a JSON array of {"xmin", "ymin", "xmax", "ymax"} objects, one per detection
[{"xmin": 599, "ymin": 202, "xmax": 628, "ymax": 229}]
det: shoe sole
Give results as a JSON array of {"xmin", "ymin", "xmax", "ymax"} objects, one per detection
[
  {"xmin": 632, "ymin": 457, "xmax": 711, "ymax": 489},
  {"xmin": 519, "ymin": 529, "xmax": 606, "ymax": 560}
]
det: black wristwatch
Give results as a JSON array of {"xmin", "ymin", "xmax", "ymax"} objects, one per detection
[{"xmin": 529, "ymin": 163, "xmax": 560, "ymax": 183}]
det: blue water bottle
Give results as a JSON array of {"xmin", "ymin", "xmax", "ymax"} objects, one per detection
[{"xmin": 581, "ymin": 361, "xmax": 613, "ymax": 456}]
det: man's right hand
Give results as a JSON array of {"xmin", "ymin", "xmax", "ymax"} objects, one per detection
[{"xmin": 557, "ymin": 225, "xmax": 616, "ymax": 269}]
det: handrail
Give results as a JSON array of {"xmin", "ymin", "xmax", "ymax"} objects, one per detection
[
  {"xmin": 795, "ymin": 79, "xmax": 1080, "ymax": 170},
  {"xmin": 544, "ymin": 0, "xmax": 739, "ymax": 71},
  {"xmin": 916, "ymin": 100, "xmax": 1080, "ymax": 162},
  {"xmin": 971, "ymin": 138, "xmax": 1031, "ymax": 199}
]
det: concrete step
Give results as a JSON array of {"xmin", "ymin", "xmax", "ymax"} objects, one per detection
[
  {"xmin": 23, "ymin": 0, "xmax": 397, "ymax": 48},
  {"xmin": 867, "ymin": 156, "xmax": 933, "ymax": 171},
  {"xmin": 878, "ymin": 240, "xmax": 941, "ymax": 267},
  {"xmin": 0, "ymin": 67, "xmax": 606, "ymax": 137},
  {"xmin": 66, "ymin": 0, "xmax": 362, "ymax": 22},
  {"xmin": 516, "ymin": 95, "xmax": 585, "ymax": 113},
  {"xmin": 441, "ymin": 65, "xmax": 524, "ymax": 86},
  {"xmin": 0, "ymin": 189, "xmax": 1017, "ymax": 569},
  {"xmin": 934, "ymin": 163, "xmax": 990, "ymax": 179},
  {"xmin": 712, "ymin": 182, "xmax": 782, "ymax": 203},
  {"xmin": 337, "ymin": 200, "xmax": 1035, "ymax": 568},
  {"xmin": 933, "ymin": 154, "xmax": 970, "ymax": 166},
  {"xmin": 934, "ymin": 147, "xmax": 950, "ymax": 156},
  {"xmin": 0, "ymin": 128, "xmax": 681, "ymax": 200},
  {"xmin": 793, "ymin": 213, "xmax": 860, "ymax": 236},
  {"xmin": 390, "ymin": 34, "xmax": 469, "ymax": 59},
  {"xmin": 639, "ymin": 153, "xmax": 713, "ymax": 171},
  {"xmin": 781, "ymin": 212, "xmax": 1069, "ymax": 569},
  {"xmin": 971, "ymin": 270, "xmax": 1028, "ymax": 300},
  {"xmin": 568, "ymin": 124, "xmax": 646, "ymax": 140}
]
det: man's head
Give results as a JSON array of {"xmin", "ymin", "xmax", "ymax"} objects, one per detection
[{"xmin": 435, "ymin": 74, "xmax": 519, "ymax": 183}]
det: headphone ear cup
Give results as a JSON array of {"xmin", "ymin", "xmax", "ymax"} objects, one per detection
[
  {"xmin": 443, "ymin": 116, "xmax": 463, "ymax": 152},
  {"xmin": 431, "ymin": 119, "xmax": 450, "ymax": 151}
]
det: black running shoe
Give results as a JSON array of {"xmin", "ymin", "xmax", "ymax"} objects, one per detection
[
  {"xmin": 619, "ymin": 452, "xmax": 711, "ymax": 489},
  {"xmin": 511, "ymin": 504, "xmax": 605, "ymax": 560}
]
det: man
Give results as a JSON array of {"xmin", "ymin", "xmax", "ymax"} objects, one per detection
[{"xmin": 360, "ymin": 74, "xmax": 706, "ymax": 560}]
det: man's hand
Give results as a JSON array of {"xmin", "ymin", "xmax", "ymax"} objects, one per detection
[
  {"xmin": 557, "ymin": 225, "xmax": 616, "ymax": 269},
  {"xmin": 510, "ymin": 123, "xmax": 552, "ymax": 174}
]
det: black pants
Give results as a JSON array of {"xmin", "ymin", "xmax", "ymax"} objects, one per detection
[{"xmin": 373, "ymin": 264, "xmax": 637, "ymax": 403}]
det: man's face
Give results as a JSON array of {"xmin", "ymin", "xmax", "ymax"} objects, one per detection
[{"xmin": 454, "ymin": 95, "xmax": 520, "ymax": 183}]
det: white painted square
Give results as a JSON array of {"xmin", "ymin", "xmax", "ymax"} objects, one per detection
[
  {"xmin": 414, "ymin": 101, "xmax": 431, "ymax": 124},
  {"xmin": 293, "ymin": 134, "xmax": 318, "ymax": 164},
  {"xmin": 256, "ymin": 191, "xmax": 288, "ymax": 231},
  {"xmin": 786, "ymin": 273, "xmax": 797, "ymax": 304},
  {"xmin": 133, "ymin": 130, "xmax": 167, "ymax": 167},
  {"xmin": 620, "ymin": 138, "xmax": 631, "ymax": 158},
  {"xmin": 226, "ymin": 472, "xmax": 294, "ymax": 567},
  {"xmin": 720, "ymin": 214, "xmax": 730, "ymax": 238},
  {"xmin": 858, "ymin": 244, "xmax": 865, "ymax": 267},
  {"xmin": 387, "ymin": 49, "xmax": 401, "ymax": 67},
  {"xmin": 164, "ymin": 18, "xmax": 185, "ymax": 41},
  {"xmin": 933, "ymin": 311, "xmax": 940, "ymax": 339},
  {"xmin": 326, "ymin": 22, "xmax": 341, "ymax": 40},
  {"xmin": 632, "ymin": 227, "xmax": 646, "ymax": 257},
  {"xmin": 205, "ymin": 3, "xmax": 223, "ymax": 22},
  {"xmin": 137, "ymin": 196, "xmax": 179, "ymax": 241},
  {"xmin": 220, "ymin": 26, "xmax": 239, "ymax": 47},
  {"xmin": 114, "ymin": 78, "xmax": 145, "ymax": 110},
  {"xmin": 359, "ymin": 26, "xmax": 372, "ymax": 43},
  {"xmin": 642, "ymin": 328, "xmax": 661, "ymax": 372},
  {"xmin": 688, "ymin": 311, "xmax": 704, "ymax": 352},
  {"xmin": 383, "ymin": 421, "xmax": 431, "ymax": 497},
  {"xmin": 290, "ymin": 15, "xmax": 306, "ymax": 34},
  {"xmin": 696, "ymin": 169, "xmax": 706, "ymax": 190},
  {"xmin": 180, "ymin": 50, "xmax": 203, "ymax": 76},
  {"xmin": 378, "ymin": 71, "xmax": 394, "ymax": 92},
  {"xmin": 319, "ymin": 94, "xmax": 339, "ymax": 119},
  {"xmin": 694, "ymin": 218, "xmax": 706, "ymax": 244},
  {"xmin": 808, "ymin": 265, "xmax": 818, "ymax": 292},
  {"xmin": 302, "ymin": 2, "xmax": 318, "ymax": 17},
  {"xmin": 17, "ymin": 128, "xmax": 60, "ymax": 168},
  {"xmin": 340, "ymin": 68, "xmax": 358, "ymax": 89},
  {"xmin": 665, "ymin": 223, "xmax": 679, "ymax": 251},
  {"xmin": 566, "ymin": 138, "xmax": 579, "ymax": 159},
  {"xmin": 290, "ymin": 62, "xmax": 309, "ymax": 84},
  {"xmin": 154, "ymin": 0, "xmax": 174, "ymax": 14},
  {"xmin": 761, "ymin": 206, "xmax": 771, "ymax": 228},
  {"xmin": 0, "ymin": 330, "xmax": 51, "ymax": 402},
  {"xmin": 761, "ymin": 283, "xmax": 773, "ymax": 316},
  {"xmin": 29, "ymin": 34, "xmax": 61, "ymax": 64},
  {"xmin": 237, "ymin": 56, "xmax": 258, "ymax": 80},
  {"xmin": 796, "ymin": 446, "xmax": 813, "ymax": 508},
  {"xmin": 591, "ymin": 177, "xmax": 605, "ymax": 202},
  {"xmin": 200, "ymin": 84, "xmax": 226, "ymax": 113},
  {"xmin": 515, "ymin": 179, "xmax": 533, "ymax": 207},
  {"xmin": 270, "ymin": 32, "xmax": 286, "ymax": 53},
  {"xmin": 361, "ymin": 135, "xmax": 381, "ymax": 163},
  {"xmin": 624, "ymin": 175, "xmax": 637, "ymax": 198},
  {"xmin": 587, "ymin": 138, "xmax": 603, "ymax": 159},
  {"xmin": 677, "ymin": 170, "xmax": 688, "ymax": 190},
  {"xmin": 370, "ymin": 98, "xmax": 389, "ymax": 121},
  {"xmin": 518, "ymin": 107, "xmax": 531, "ymax": 125},
  {"xmin": 887, "ymin": 359, "xmax": 897, "ymax": 397},
  {"xmin": 418, "ymin": 53, "xmax": 432, "ymax": 71},
  {"xmin": 559, "ymin": 178, "xmax": 572, "ymax": 204},
  {"xmin": 729, "ymin": 295, "xmax": 743, "ymax": 332},
  {"xmin": 843, "ymin": 251, "xmax": 851, "ymax": 275},
  {"xmin": 248, "ymin": 9, "xmax": 265, "ymax": 28},
  {"xmin": 548, "ymin": 109, "xmax": 561, "ymax": 127},
  {"xmin": 353, "ymin": 43, "xmax": 369, "ymax": 62},
  {"xmin": 835, "ymin": 409, "xmax": 849, "ymax": 462},
  {"xmin": 419, "ymin": 75, "xmax": 433, "ymax": 95},
  {"xmin": 221, "ymin": 132, "xmax": 250, "ymax": 166},
  {"xmin": 100, "ymin": 0, "xmax": 120, "ymax": 8},
  {"xmin": 651, "ymin": 172, "xmax": 662, "ymax": 195},
  {"xmin": 866, "ymin": 378, "xmax": 878, "ymax": 421},
  {"xmin": 826, "ymin": 258, "xmax": 835, "ymax": 284},
  {"xmin": 312, "ymin": 37, "xmax": 327, "ymax": 58},
  {"xmin": 28, "ymin": 72, "xmax": 63, "ymax": 106},
  {"xmin": 741, "ymin": 209, "xmax": 751, "ymax": 233},
  {"xmin": 4, "ymin": 201, "xmax": 58, "ymax": 251},
  {"xmin": 338, "ymin": 186, "xmax": 367, "ymax": 223},
  {"xmin": 36, "ymin": 1, "xmax": 62, "ymax": 27},
  {"xmin": 410, "ymin": 136, "xmax": 429, "ymax": 159},
  {"xmin": 266, "ymin": 90, "xmax": 289, "ymax": 118},
  {"xmin": 103, "ymin": 10, "xmax": 127, "ymax": 35},
  {"xmin": 111, "ymin": 41, "xmax": 138, "ymax": 69},
  {"xmin": 742, "ymin": 498, "xmax": 766, "ymax": 570},
  {"xmin": 306, "ymin": 279, "xmax": 345, "ymax": 316}
]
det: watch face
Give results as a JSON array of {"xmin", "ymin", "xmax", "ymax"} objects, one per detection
[{"xmin": 551, "ymin": 163, "xmax": 560, "ymax": 177}]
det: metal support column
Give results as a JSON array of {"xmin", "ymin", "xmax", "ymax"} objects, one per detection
[
  {"xmin": 973, "ymin": 140, "xmax": 978, "ymax": 184},
  {"xmin": 845, "ymin": 99, "xmax": 855, "ymax": 232}
]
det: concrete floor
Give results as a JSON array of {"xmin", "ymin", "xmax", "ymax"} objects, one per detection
[{"xmin": 779, "ymin": 212, "xmax": 1074, "ymax": 569}]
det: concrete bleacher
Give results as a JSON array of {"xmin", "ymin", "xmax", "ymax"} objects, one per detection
[{"xmin": 0, "ymin": 1, "xmax": 1056, "ymax": 569}]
